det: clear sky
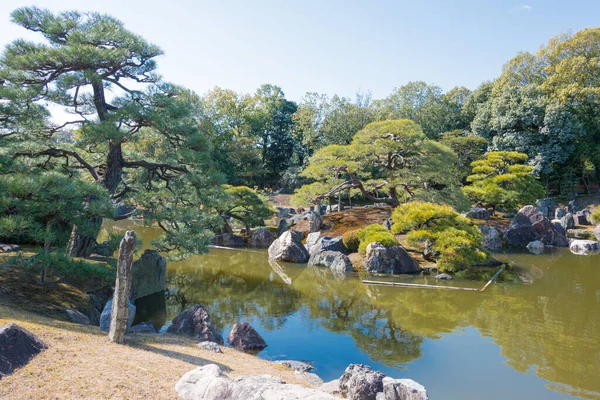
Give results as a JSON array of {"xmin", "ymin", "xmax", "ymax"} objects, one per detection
[{"xmin": 0, "ymin": 0, "xmax": 599, "ymax": 101}]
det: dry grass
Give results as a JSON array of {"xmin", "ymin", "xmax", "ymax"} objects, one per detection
[{"xmin": 320, "ymin": 207, "xmax": 392, "ymax": 237}]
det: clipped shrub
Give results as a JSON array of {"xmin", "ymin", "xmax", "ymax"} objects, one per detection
[
  {"xmin": 342, "ymin": 230, "xmax": 360, "ymax": 253},
  {"xmin": 590, "ymin": 209, "xmax": 600, "ymax": 224},
  {"xmin": 356, "ymin": 224, "xmax": 399, "ymax": 255},
  {"xmin": 392, "ymin": 201, "xmax": 489, "ymax": 272}
]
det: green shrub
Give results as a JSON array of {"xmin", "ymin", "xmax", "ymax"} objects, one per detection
[
  {"xmin": 356, "ymin": 224, "xmax": 399, "ymax": 255},
  {"xmin": 392, "ymin": 201, "xmax": 489, "ymax": 272},
  {"xmin": 591, "ymin": 209, "xmax": 600, "ymax": 224},
  {"xmin": 342, "ymin": 230, "xmax": 360, "ymax": 252}
]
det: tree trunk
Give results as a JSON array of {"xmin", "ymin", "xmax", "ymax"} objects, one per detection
[
  {"xmin": 67, "ymin": 217, "xmax": 103, "ymax": 257},
  {"xmin": 108, "ymin": 231, "xmax": 136, "ymax": 344}
]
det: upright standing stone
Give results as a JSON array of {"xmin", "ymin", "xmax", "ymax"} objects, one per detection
[{"xmin": 109, "ymin": 231, "xmax": 136, "ymax": 344}]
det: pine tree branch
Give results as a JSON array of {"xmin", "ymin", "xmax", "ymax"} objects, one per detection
[{"xmin": 13, "ymin": 148, "xmax": 100, "ymax": 181}]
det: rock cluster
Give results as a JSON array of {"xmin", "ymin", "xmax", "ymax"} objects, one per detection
[{"xmin": 504, "ymin": 206, "xmax": 568, "ymax": 247}]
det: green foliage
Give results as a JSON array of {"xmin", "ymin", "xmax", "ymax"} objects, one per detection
[
  {"xmin": 356, "ymin": 224, "xmax": 399, "ymax": 255},
  {"xmin": 590, "ymin": 209, "xmax": 600, "ymax": 224},
  {"xmin": 219, "ymin": 185, "xmax": 275, "ymax": 229},
  {"xmin": 342, "ymin": 230, "xmax": 360, "ymax": 253},
  {"xmin": 463, "ymin": 151, "xmax": 544, "ymax": 212},
  {"xmin": 391, "ymin": 201, "xmax": 488, "ymax": 272},
  {"xmin": 439, "ymin": 131, "xmax": 488, "ymax": 182}
]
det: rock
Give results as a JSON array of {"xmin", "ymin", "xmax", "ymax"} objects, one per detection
[
  {"xmin": 478, "ymin": 225, "xmax": 503, "ymax": 251},
  {"xmin": 310, "ymin": 236, "xmax": 347, "ymax": 257},
  {"xmin": 474, "ymin": 257, "xmax": 504, "ymax": 268},
  {"xmin": 227, "ymin": 322, "xmax": 267, "ymax": 351},
  {"xmin": 526, "ymin": 240, "xmax": 545, "ymax": 254},
  {"xmin": 275, "ymin": 360, "xmax": 314, "ymax": 372},
  {"xmin": 309, "ymin": 250, "xmax": 353, "ymax": 271},
  {"xmin": 277, "ymin": 219, "xmax": 292, "ymax": 236},
  {"xmin": 167, "ymin": 304, "xmax": 223, "ymax": 344},
  {"xmin": 197, "ymin": 341, "xmax": 223, "ymax": 353},
  {"xmin": 568, "ymin": 199, "xmax": 579, "ymax": 213},
  {"xmin": 326, "ymin": 205, "xmax": 340, "ymax": 213},
  {"xmin": 64, "ymin": 307, "xmax": 91, "ymax": 325},
  {"xmin": 560, "ymin": 213, "xmax": 576, "ymax": 230},
  {"xmin": 594, "ymin": 225, "xmax": 600, "ymax": 241},
  {"xmin": 0, "ymin": 323, "xmax": 47, "ymax": 378},
  {"xmin": 100, "ymin": 300, "xmax": 136, "ymax": 333},
  {"xmin": 575, "ymin": 209, "xmax": 593, "ymax": 226},
  {"xmin": 129, "ymin": 321, "xmax": 159, "ymax": 333},
  {"xmin": 131, "ymin": 250, "xmax": 166, "ymax": 300},
  {"xmin": 435, "ymin": 273, "xmax": 452, "ymax": 280},
  {"xmin": 536, "ymin": 198, "xmax": 558, "ymax": 219},
  {"xmin": 381, "ymin": 377, "xmax": 428, "ymax": 400},
  {"xmin": 365, "ymin": 243, "xmax": 420, "ymax": 274},
  {"xmin": 319, "ymin": 380, "xmax": 342, "ymax": 397},
  {"xmin": 305, "ymin": 232, "xmax": 322, "ymax": 253},
  {"xmin": 503, "ymin": 205, "xmax": 568, "ymax": 247},
  {"xmin": 464, "ymin": 207, "xmax": 490, "ymax": 220},
  {"xmin": 308, "ymin": 211, "xmax": 323, "ymax": 233},
  {"xmin": 569, "ymin": 240, "xmax": 600, "ymax": 255},
  {"xmin": 296, "ymin": 371, "xmax": 324, "ymax": 388},
  {"xmin": 551, "ymin": 219, "xmax": 566, "ymax": 237},
  {"xmin": 250, "ymin": 228, "xmax": 275, "ymax": 248},
  {"xmin": 277, "ymin": 207, "xmax": 293, "ymax": 219},
  {"xmin": 567, "ymin": 229, "xmax": 596, "ymax": 240},
  {"xmin": 339, "ymin": 364, "xmax": 385, "ymax": 400},
  {"xmin": 555, "ymin": 207, "xmax": 567, "ymax": 219},
  {"xmin": 268, "ymin": 231, "xmax": 309, "ymax": 263},
  {"xmin": 211, "ymin": 233, "xmax": 245, "ymax": 247},
  {"xmin": 175, "ymin": 364, "xmax": 338, "ymax": 400},
  {"xmin": 0, "ymin": 244, "xmax": 20, "ymax": 253}
]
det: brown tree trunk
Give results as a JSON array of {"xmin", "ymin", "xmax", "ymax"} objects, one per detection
[{"xmin": 108, "ymin": 231, "xmax": 136, "ymax": 344}]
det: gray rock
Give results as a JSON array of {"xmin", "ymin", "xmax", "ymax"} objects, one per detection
[
  {"xmin": 319, "ymin": 380, "xmax": 342, "ymax": 397},
  {"xmin": 327, "ymin": 205, "xmax": 341, "ymax": 213},
  {"xmin": 277, "ymin": 219, "xmax": 293, "ymax": 236},
  {"xmin": 526, "ymin": 240, "xmax": 545, "ymax": 254},
  {"xmin": 250, "ymin": 228, "xmax": 275, "ymax": 248},
  {"xmin": 575, "ymin": 209, "xmax": 593, "ymax": 226},
  {"xmin": 555, "ymin": 207, "xmax": 567, "ymax": 219},
  {"xmin": 197, "ymin": 341, "xmax": 223, "ymax": 353},
  {"xmin": 568, "ymin": 199, "xmax": 579, "ymax": 213},
  {"xmin": 131, "ymin": 250, "xmax": 166, "ymax": 300},
  {"xmin": 211, "ymin": 233, "xmax": 245, "ymax": 247},
  {"xmin": 64, "ymin": 307, "xmax": 91, "ymax": 325},
  {"xmin": 330, "ymin": 253, "xmax": 354, "ymax": 272},
  {"xmin": 275, "ymin": 360, "xmax": 314, "ymax": 372},
  {"xmin": 305, "ymin": 232, "xmax": 322, "ymax": 253},
  {"xmin": 100, "ymin": 300, "xmax": 136, "ymax": 333},
  {"xmin": 560, "ymin": 213, "xmax": 576, "ymax": 230},
  {"xmin": 478, "ymin": 225, "xmax": 503, "ymax": 251},
  {"xmin": 308, "ymin": 211, "xmax": 323, "ymax": 233},
  {"xmin": 310, "ymin": 236, "xmax": 347, "ymax": 257},
  {"xmin": 228, "ymin": 322, "xmax": 267, "ymax": 351},
  {"xmin": 382, "ymin": 377, "xmax": 428, "ymax": 400},
  {"xmin": 536, "ymin": 198, "xmax": 558, "ymax": 219},
  {"xmin": 0, "ymin": 323, "xmax": 47, "ymax": 378},
  {"xmin": 567, "ymin": 229, "xmax": 595, "ymax": 240},
  {"xmin": 268, "ymin": 231, "xmax": 310, "ymax": 263},
  {"xmin": 295, "ymin": 371, "xmax": 324, "ymax": 388},
  {"xmin": 166, "ymin": 304, "xmax": 223, "ymax": 344},
  {"xmin": 365, "ymin": 243, "xmax": 420, "ymax": 274},
  {"xmin": 339, "ymin": 364, "xmax": 385, "ymax": 400},
  {"xmin": 551, "ymin": 219, "xmax": 566, "ymax": 237},
  {"xmin": 309, "ymin": 250, "xmax": 353, "ymax": 271},
  {"xmin": 464, "ymin": 207, "xmax": 490, "ymax": 220},
  {"xmin": 569, "ymin": 240, "xmax": 600, "ymax": 255},
  {"xmin": 0, "ymin": 244, "xmax": 20, "ymax": 253},
  {"xmin": 435, "ymin": 273, "xmax": 452, "ymax": 280},
  {"xmin": 130, "ymin": 321, "xmax": 159, "ymax": 333},
  {"xmin": 474, "ymin": 257, "xmax": 504, "ymax": 268},
  {"xmin": 175, "ymin": 364, "xmax": 338, "ymax": 400},
  {"xmin": 504, "ymin": 205, "xmax": 568, "ymax": 247}
]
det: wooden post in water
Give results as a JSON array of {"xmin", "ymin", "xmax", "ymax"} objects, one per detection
[
  {"xmin": 108, "ymin": 230, "xmax": 136, "ymax": 344},
  {"xmin": 479, "ymin": 265, "xmax": 505, "ymax": 292}
]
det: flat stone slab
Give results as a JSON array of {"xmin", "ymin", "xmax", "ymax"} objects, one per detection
[{"xmin": 0, "ymin": 323, "xmax": 47, "ymax": 378}]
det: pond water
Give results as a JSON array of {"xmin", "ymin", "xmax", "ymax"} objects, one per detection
[{"xmin": 103, "ymin": 220, "xmax": 600, "ymax": 400}]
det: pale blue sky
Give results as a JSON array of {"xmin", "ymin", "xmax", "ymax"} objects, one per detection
[{"xmin": 0, "ymin": 0, "xmax": 598, "ymax": 101}]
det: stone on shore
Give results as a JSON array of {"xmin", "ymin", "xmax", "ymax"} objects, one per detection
[
  {"xmin": 575, "ymin": 209, "xmax": 593, "ymax": 226},
  {"xmin": 0, "ymin": 244, "xmax": 20, "ymax": 253},
  {"xmin": 64, "ymin": 307, "xmax": 91, "ymax": 325},
  {"xmin": 275, "ymin": 360, "xmax": 314, "ymax": 372},
  {"xmin": 268, "ymin": 231, "xmax": 309, "ymax": 263},
  {"xmin": 250, "ymin": 228, "xmax": 275, "ymax": 248},
  {"xmin": 560, "ymin": 213, "xmax": 576, "ymax": 230},
  {"xmin": 0, "ymin": 323, "xmax": 47, "ymax": 378},
  {"xmin": 478, "ymin": 225, "xmax": 503, "ymax": 251},
  {"xmin": 569, "ymin": 240, "xmax": 600, "ymax": 255},
  {"xmin": 464, "ymin": 207, "xmax": 490, "ymax": 220},
  {"xmin": 365, "ymin": 243, "xmax": 420, "ymax": 274},
  {"xmin": 308, "ymin": 211, "xmax": 323, "ymax": 233},
  {"xmin": 129, "ymin": 321, "xmax": 159, "ymax": 333},
  {"xmin": 211, "ymin": 233, "xmax": 245, "ymax": 248},
  {"xmin": 504, "ymin": 205, "xmax": 568, "ymax": 247},
  {"xmin": 197, "ymin": 341, "xmax": 222, "ymax": 353},
  {"xmin": 381, "ymin": 377, "xmax": 428, "ymax": 400},
  {"xmin": 339, "ymin": 364, "xmax": 385, "ymax": 400},
  {"xmin": 100, "ymin": 300, "xmax": 136, "ymax": 333},
  {"xmin": 166, "ymin": 304, "xmax": 223, "ymax": 344},
  {"xmin": 131, "ymin": 249, "xmax": 167, "ymax": 300},
  {"xmin": 227, "ymin": 322, "xmax": 267, "ymax": 351},
  {"xmin": 435, "ymin": 273, "xmax": 452, "ymax": 280}
]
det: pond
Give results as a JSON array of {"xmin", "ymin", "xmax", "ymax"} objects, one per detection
[{"xmin": 103, "ymin": 220, "xmax": 600, "ymax": 400}]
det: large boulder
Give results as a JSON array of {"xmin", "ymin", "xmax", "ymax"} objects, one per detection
[
  {"xmin": 575, "ymin": 209, "xmax": 593, "ymax": 226},
  {"xmin": 560, "ymin": 213, "xmax": 576, "ymax": 230},
  {"xmin": 567, "ymin": 229, "xmax": 595, "ymax": 240},
  {"xmin": 365, "ymin": 243, "xmax": 420, "ymax": 274},
  {"xmin": 526, "ymin": 240, "xmax": 545, "ymax": 255},
  {"xmin": 536, "ymin": 198, "xmax": 558, "ymax": 219},
  {"xmin": 100, "ymin": 300, "xmax": 136, "ymax": 333},
  {"xmin": 464, "ymin": 207, "xmax": 490, "ymax": 220},
  {"xmin": 503, "ymin": 205, "xmax": 568, "ymax": 247},
  {"xmin": 478, "ymin": 225, "xmax": 502, "ymax": 251},
  {"xmin": 309, "ymin": 251, "xmax": 354, "ymax": 271},
  {"xmin": 167, "ymin": 304, "xmax": 223, "ymax": 344},
  {"xmin": 309, "ymin": 236, "xmax": 347, "ymax": 258},
  {"xmin": 339, "ymin": 364, "xmax": 385, "ymax": 400},
  {"xmin": 268, "ymin": 231, "xmax": 309, "ymax": 263},
  {"xmin": 0, "ymin": 323, "xmax": 47, "ymax": 378},
  {"xmin": 381, "ymin": 377, "xmax": 428, "ymax": 400},
  {"xmin": 555, "ymin": 207, "xmax": 567, "ymax": 219},
  {"xmin": 175, "ymin": 364, "xmax": 337, "ymax": 400},
  {"xmin": 306, "ymin": 232, "xmax": 321, "ymax": 253},
  {"xmin": 308, "ymin": 211, "xmax": 323, "ymax": 233},
  {"xmin": 131, "ymin": 250, "xmax": 166, "ymax": 300},
  {"xmin": 211, "ymin": 233, "xmax": 245, "ymax": 248},
  {"xmin": 551, "ymin": 219, "xmax": 566, "ymax": 237},
  {"xmin": 249, "ymin": 228, "xmax": 275, "ymax": 248},
  {"xmin": 227, "ymin": 322, "xmax": 267, "ymax": 351},
  {"xmin": 569, "ymin": 240, "xmax": 600, "ymax": 255}
]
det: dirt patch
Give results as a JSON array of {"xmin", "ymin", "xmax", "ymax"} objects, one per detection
[{"xmin": 320, "ymin": 207, "xmax": 392, "ymax": 237}]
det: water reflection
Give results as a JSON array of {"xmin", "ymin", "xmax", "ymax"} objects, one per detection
[{"xmin": 103, "ymin": 220, "xmax": 600, "ymax": 399}]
